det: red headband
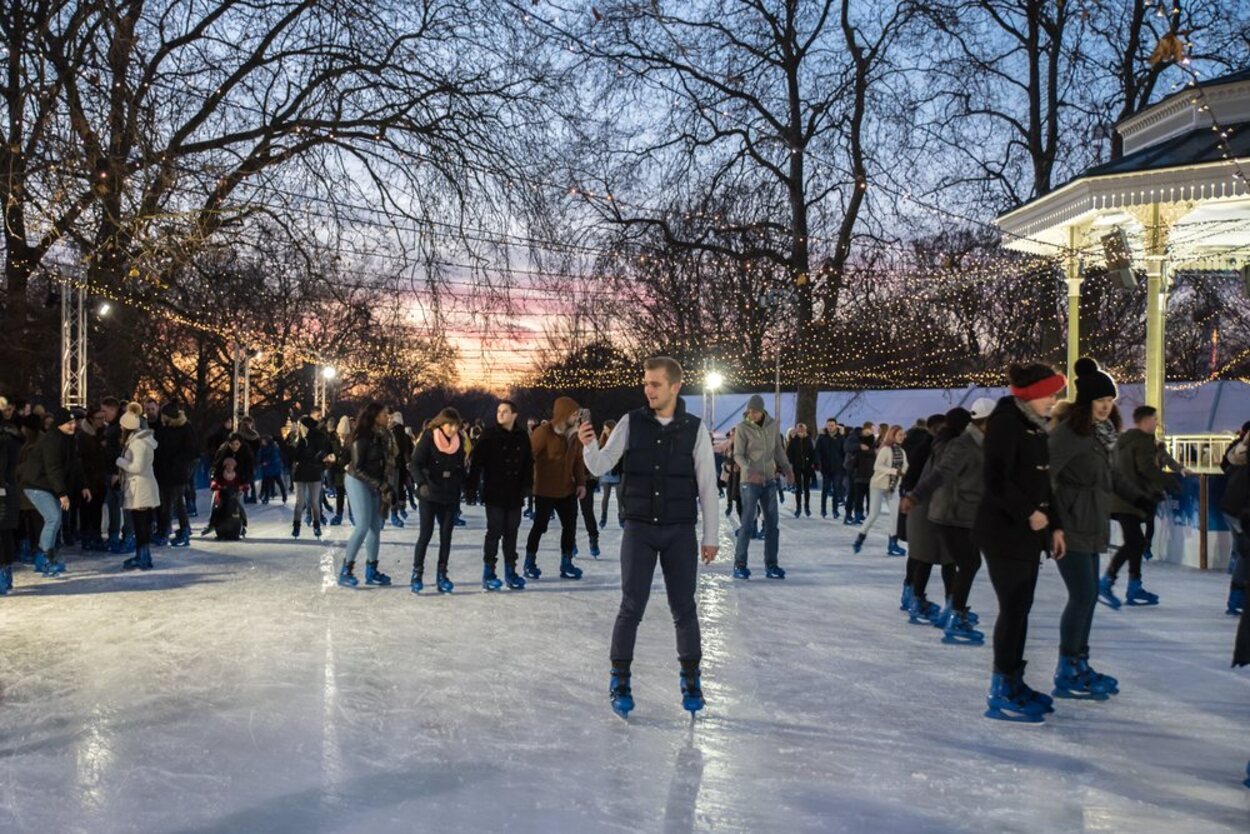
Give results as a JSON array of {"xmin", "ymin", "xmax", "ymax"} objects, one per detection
[{"xmin": 1010, "ymin": 373, "xmax": 1067, "ymax": 402}]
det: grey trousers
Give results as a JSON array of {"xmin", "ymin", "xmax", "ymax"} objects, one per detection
[{"xmin": 610, "ymin": 520, "xmax": 702, "ymax": 665}]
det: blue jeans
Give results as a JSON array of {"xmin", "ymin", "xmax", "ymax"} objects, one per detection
[
  {"xmin": 25, "ymin": 489, "xmax": 63, "ymax": 553},
  {"xmin": 735, "ymin": 481, "xmax": 779, "ymax": 569},
  {"xmin": 343, "ymin": 474, "xmax": 383, "ymax": 565}
]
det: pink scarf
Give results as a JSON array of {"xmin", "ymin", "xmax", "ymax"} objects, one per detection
[{"xmin": 433, "ymin": 429, "xmax": 461, "ymax": 455}]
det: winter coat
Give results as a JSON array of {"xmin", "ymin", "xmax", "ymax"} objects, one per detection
[
  {"xmin": 103, "ymin": 417, "xmax": 124, "ymax": 465},
  {"xmin": 392, "ymin": 424, "xmax": 414, "ymax": 478},
  {"xmin": 20, "ymin": 427, "xmax": 83, "ymax": 498},
  {"xmin": 843, "ymin": 431, "xmax": 861, "ymax": 470},
  {"xmin": 212, "ymin": 442, "xmax": 255, "ymax": 486},
  {"xmin": 468, "ymin": 423, "xmax": 534, "ymax": 508},
  {"xmin": 1221, "ymin": 437, "xmax": 1250, "ymax": 519},
  {"xmin": 347, "ymin": 428, "xmax": 393, "ymax": 495},
  {"xmin": 257, "ymin": 443, "xmax": 285, "ymax": 478},
  {"xmin": 853, "ymin": 439, "xmax": 876, "ymax": 483},
  {"xmin": 900, "ymin": 428, "xmax": 932, "ymax": 493},
  {"xmin": 869, "ymin": 445, "xmax": 908, "ymax": 492},
  {"xmin": 289, "ymin": 423, "xmax": 332, "ymax": 482},
  {"xmin": 153, "ymin": 413, "xmax": 199, "ymax": 485},
  {"xmin": 411, "ymin": 429, "xmax": 466, "ymax": 505},
  {"xmin": 733, "ymin": 412, "xmax": 791, "ymax": 483},
  {"xmin": 921, "ymin": 425, "xmax": 985, "ymax": 529},
  {"xmin": 1110, "ymin": 428, "xmax": 1168, "ymax": 519},
  {"xmin": 1049, "ymin": 420, "xmax": 1150, "ymax": 555},
  {"xmin": 0, "ymin": 421, "xmax": 21, "ymax": 531},
  {"xmin": 904, "ymin": 437, "xmax": 947, "ymax": 565},
  {"xmin": 327, "ymin": 432, "xmax": 347, "ymax": 487},
  {"xmin": 973, "ymin": 396, "xmax": 1059, "ymax": 561},
  {"xmin": 815, "ymin": 431, "xmax": 843, "ymax": 476},
  {"xmin": 786, "ymin": 434, "xmax": 816, "ymax": 477},
  {"xmin": 76, "ymin": 422, "xmax": 110, "ymax": 495},
  {"xmin": 531, "ymin": 409, "xmax": 586, "ymax": 499},
  {"xmin": 238, "ymin": 425, "xmax": 261, "ymax": 458},
  {"xmin": 117, "ymin": 429, "xmax": 161, "ymax": 510}
]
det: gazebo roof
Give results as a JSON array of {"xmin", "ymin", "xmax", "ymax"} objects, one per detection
[
  {"xmin": 995, "ymin": 68, "xmax": 1250, "ymax": 258},
  {"xmin": 1080, "ymin": 120, "xmax": 1250, "ymax": 180}
]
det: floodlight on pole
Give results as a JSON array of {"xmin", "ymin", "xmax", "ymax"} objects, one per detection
[
  {"xmin": 706, "ymin": 371, "xmax": 724, "ymax": 431},
  {"xmin": 97, "ymin": 301, "xmax": 112, "ymax": 317}
]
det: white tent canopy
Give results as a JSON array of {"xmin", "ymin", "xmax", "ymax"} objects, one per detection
[{"xmin": 686, "ymin": 381, "xmax": 1250, "ymax": 437}]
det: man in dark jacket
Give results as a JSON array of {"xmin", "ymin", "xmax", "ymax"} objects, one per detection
[
  {"xmin": 21, "ymin": 407, "xmax": 89, "ymax": 575},
  {"xmin": 154, "ymin": 403, "xmax": 199, "ymax": 546},
  {"xmin": 1104, "ymin": 405, "xmax": 1169, "ymax": 606},
  {"xmin": 814, "ymin": 418, "xmax": 844, "ymax": 518},
  {"xmin": 468, "ymin": 400, "xmax": 534, "ymax": 590}
]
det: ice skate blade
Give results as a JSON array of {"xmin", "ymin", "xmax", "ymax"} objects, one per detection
[
  {"xmin": 941, "ymin": 634, "xmax": 985, "ymax": 645},
  {"xmin": 984, "ymin": 706, "xmax": 1045, "ymax": 724},
  {"xmin": 1051, "ymin": 687, "xmax": 1109, "ymax": 701}
]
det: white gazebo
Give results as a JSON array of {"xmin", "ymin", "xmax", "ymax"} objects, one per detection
[{"xmin": 995, "ymin": 68, "xmax": 1250, "ymax": 429}]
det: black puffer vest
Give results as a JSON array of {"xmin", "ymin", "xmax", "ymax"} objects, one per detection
[{"xmin": 620, "ymin": 401, "xmax": 701, "ymax": 525}]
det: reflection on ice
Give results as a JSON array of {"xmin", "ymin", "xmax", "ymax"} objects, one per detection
[{"xmin": 0, "ymin": 492, "xmax": 1247, "ymax": 833}]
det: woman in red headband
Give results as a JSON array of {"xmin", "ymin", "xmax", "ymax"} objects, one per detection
[{"xmin": 973, "ymin": 362, "xmax": 1067, "ymax": 723}]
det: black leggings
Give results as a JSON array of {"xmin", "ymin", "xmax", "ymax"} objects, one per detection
[
  {"xmin": 132, "ymin": 508, "xmax": 154, "ymax": 548},
  {"xmin": 983, "ymin": 553, "xmax": 1040, "ymax": 677},
  {"xmin": 793, "ymin": 471, "xmax": 812, "ymax": 513},
  {"xmin": 1108, "ymin": 514, "xmax": 1147, "ymax": 581},
  {"xmin": 906, "ymin": 558, "xmax": 957, "ymax": 602},
  {"xmin": 579, "ymin": 483, "xmax": 600, "ymax": 546},
  {"xmin": 0, "ymin": 529, "xmax": 13, "ymax": 567},
  {"xmin": 935, "ymin": 524, "xmax": 982, "ymax": 612},
  {"xmin": 413, "ymin": 499, "xmax": 458, "ymax": 576},
  {"xmin": 1056, "ymin": 550, "xmax": 1100, "ymax": 658}
]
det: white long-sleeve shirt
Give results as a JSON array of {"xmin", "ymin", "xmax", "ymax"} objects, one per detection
[{"xmin": 583, "ymin": 414, "xmax": 720, "ymax": 547}]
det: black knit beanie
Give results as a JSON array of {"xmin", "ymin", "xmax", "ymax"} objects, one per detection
[{"xmin": 1074, "ymin": 357, "xmax": 1117, "ymax": 405}]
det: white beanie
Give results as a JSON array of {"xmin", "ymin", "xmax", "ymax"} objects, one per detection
[{"xmin": 120, "ymin": 410, "xmax": 142, "ymax": 431}]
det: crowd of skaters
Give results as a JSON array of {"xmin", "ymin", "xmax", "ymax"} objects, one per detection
[{"xmin": 0, "ymin": 355, "xmax": 1247, "ymax": 745}]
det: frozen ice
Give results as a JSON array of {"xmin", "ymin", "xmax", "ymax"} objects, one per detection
[{"xmin": 1, "ymin": 493, "xmax": 1248, "ymax": 832}]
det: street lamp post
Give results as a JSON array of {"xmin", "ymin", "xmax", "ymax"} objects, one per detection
[
  {"xmin": 230, "ymin": 344, "xmax": 260, "ymax": 423},
  {"xmin": 706, "ymin": 371, "xmax": 724, "ymax": 432},
  {"xmin": 315, "ymin": 363, "xmax": 337, "ymax": 413}
]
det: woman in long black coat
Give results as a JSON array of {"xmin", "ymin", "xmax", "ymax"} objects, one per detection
[{"xmin": 973, "ymin": 363, "xmax": 1067, "ymax": 724}]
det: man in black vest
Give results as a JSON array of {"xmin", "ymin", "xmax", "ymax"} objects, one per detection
[{"xmin": 579, "ymin": 356, "xmax": 720, "ymax": 719}]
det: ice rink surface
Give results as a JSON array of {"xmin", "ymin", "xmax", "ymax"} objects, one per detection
[{"xmin": 1, "ymin": 491, "xmax": 1248, "ymax": 833}]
